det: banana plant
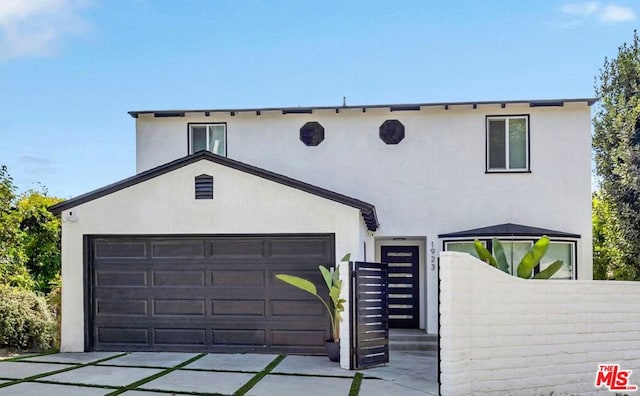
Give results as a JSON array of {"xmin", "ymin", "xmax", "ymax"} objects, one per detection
[
  {"xmin": 275, "ymin": 253, "xmax": 350, "ymax": 342},
  {"xmin": 474, "ymin": 236, "xmax": 563, "ymax": 279}
]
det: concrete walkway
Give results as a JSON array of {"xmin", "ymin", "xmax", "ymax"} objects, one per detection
[{"xmin": 0, "ymin": 351, "xmax": 438, "ymax": 395}]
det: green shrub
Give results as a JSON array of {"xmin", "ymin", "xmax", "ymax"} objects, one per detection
[{"xmin": 0, "ymin": 284, "xmax": 56, "ymax": 349}]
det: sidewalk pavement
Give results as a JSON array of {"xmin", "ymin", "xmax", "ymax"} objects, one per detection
[{"xmin": 0, "ymin": 350, "xmax": 438, "ymax": 395}]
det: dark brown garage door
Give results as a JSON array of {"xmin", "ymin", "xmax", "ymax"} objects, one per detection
[{"xmin": 88, "ymin": 234, "xmax": 334, "ymax": 354}]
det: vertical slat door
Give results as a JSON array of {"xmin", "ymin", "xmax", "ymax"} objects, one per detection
[
  {"xmin": 350, "ymin": 261, "xmax": 389, "ymax": 369},
  {"xmin": 381, "ymin": 245, "xmax": 419, "ymax": 328}
]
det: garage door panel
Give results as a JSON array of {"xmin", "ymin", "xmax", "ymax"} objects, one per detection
[
  {"xmin": 90, "ymin": 234, "xmax": 334, "ymax": 353},
  {"xmin": 271, "ymin": 300, "xmax": 325, "ymax": 317},
  {"xmin": 94, "ymin": 240, "xmax": 148, "ymax": 259},
  {"xmin": 96, "ymin": 298, "xmax": 148, "ymax": 316},
  {"xmin": 211, "ymin": 270, "xmax": 265, "ymax": 286},
  {"xmin": 96, "ymin": 271, "xmax": 148, "ymax": 287},
  {"xmin": 153, "ymin": 299, "xmax": 206, "ymax": 316},
  {"xmin": 154, "ymin": 328, "xmax": 207, "ymax": 345},
  {"xmin": 153, "ymin": 270, "xmax": 205, "ymax": 287},
  {"xmin": 212, "ymin": 300, "xmax": 265, "ymax": 316},
  {"xmin": 213, "ymin": 329, "xmax": 266, "ymax": 345},
  {"xmin": 209, "ymin": 239, "xmax": 266, "ymax": 257},
  {"xmin": 152, "ymin": 240, "xmax": 205, "ymax": 258},
  {"xmin": 272, "ymin": 330, "xmax": 326, "ymax": 347},
  {"xmin": 267, "ymin": 238, "xmax": 332, "ymax": 260},
  {"xmin": 98, "ymin": 327, "xmax": 149, "ymax": 345}
]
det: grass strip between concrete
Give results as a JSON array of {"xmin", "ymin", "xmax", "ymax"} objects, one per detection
[
  {"xmin": 349, "ymin": 372, "xmax": 363, "ymax": 396},
  {"xmin": 233, "ymin": 354, "xmax": 286, "ymax": 396},
  {"xmin": 0, "ymin": 352, "xmax": 128, "ymax": 389},
  {"xmin": 106, "ymin": 352, "xmax": 207, "ymax": 396},
  {"xmin": 0, "ymin": 350, "xmax": 59, "ymax": 362}
]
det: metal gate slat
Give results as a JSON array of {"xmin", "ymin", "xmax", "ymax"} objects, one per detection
[{"xmin": 350, "ymin": 261, "xmax": 389, "ymax": 369}]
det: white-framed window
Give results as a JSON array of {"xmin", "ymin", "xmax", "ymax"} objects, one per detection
[
  {"xmin": 444, "ymin": 241, "xmax": 482, "ymax": 259},
  {"xmin": 486, "ymin": 115, "xmax": 529, "ymax": 172},
  {"xmin": 189, "ymin": 123, "xmax": 226, "ymax": 156},
  {"xmin": 443, "ymin": 237, "xmax": 575, "ymax": 280}
]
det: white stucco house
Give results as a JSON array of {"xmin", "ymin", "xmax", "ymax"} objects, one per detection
[{"xmin": 51, "ymin": 98, "xmax": 595, "ymax": 354}]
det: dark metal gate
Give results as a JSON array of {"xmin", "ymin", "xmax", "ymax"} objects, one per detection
[{"xmin": 349, "ymin": 261, "xmax": 389, "ymax": 369}]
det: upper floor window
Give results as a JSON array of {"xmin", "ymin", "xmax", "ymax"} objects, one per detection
[
  {"xmin": 189, "ymin": 123, "xmax": 226, "ymax": 156},
  {"xmin": 486, "ymin": 115, "xmax": 529, "ymax": 172}
]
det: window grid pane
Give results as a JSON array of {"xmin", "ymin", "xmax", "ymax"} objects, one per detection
[
  {"xmin": 191, "ymin": 127, "xmax": 207, "ymax": 153},
  {"xmin": 543, "ymin": 243, "xmax": 573, "ymax": 279},
  {"xmin": 488, "ymin": 120, "xmax": 506, "ymax": 169},
  {"xmin": 208, "ymin": 125, "xmax": 226, "ymax": 156},
  {"xmin": 497, "ymin": 240, "xmax": 532, "ymax": 276},
  {"xmin": 508, "ymin": 118, "xmax": 527, "ymax": 169},
  {"xmin": 445, "ymin": 242, "xmax": 480, "ymax": 259}
]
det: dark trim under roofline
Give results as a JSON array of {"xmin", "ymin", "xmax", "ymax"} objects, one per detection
[
  {"xmin": 49, "ymin": 151, "xmax": 379, "ymax": 231},
  {"xmin": 438, "ymin": 223, "xmax": 580, "ymax": 239},
  {"xmin": 128, "ymin": 98, "xmax": 598, "ymax": 118}
]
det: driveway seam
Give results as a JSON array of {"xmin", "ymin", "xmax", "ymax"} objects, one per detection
[
  {"xmin": 0, "ymin": 352, "xmax": 128, "ymax": 389},
  {"xmin": 233, "ymin": 354, "xmax": 285, "ymax": 396},
  {"xmin": 349, "ymin": 372, "xmax": 364, "ymax": 396},
  {"xmin": 106, "ymin": 352, "xmax": 207, "ymax": 396}
]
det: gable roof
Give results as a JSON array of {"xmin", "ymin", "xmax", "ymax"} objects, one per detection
[
  {"xmin": 128, "ymin": 98, "xmax": 598, "ymax": 118},
  {"xmin": 438, "ymin": 223, "xmax": 580, "ymax": 239},
  {"xmin": 49, "ymin": 151, "xmax": 379, "ymax": 231}
]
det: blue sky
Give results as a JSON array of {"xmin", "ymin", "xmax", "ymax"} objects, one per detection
[{"xmin": 0, "ymin": 0, "xmax": 637, "ymax": 198}]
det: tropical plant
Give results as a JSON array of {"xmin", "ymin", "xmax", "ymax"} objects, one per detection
[
  {"xmin": 275, "ymin": 253, "xmax": 350, "ymax": 342},
  {"xmin": 473, "ymin": 236, "xmax": 563, "ymax": 279}
]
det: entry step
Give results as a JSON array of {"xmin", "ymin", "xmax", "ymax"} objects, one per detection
[{"xmin": 389, "ymin": 329, "xmax": 438, "ymax": 351}]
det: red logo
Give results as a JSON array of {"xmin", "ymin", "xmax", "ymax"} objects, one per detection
[{"xmin": 595, "ymin": 364, "xmax": 638, "ymax": 392}]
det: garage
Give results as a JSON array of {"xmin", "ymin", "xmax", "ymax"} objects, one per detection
[
  {"xmin": 51, "ymin": 152, "xmax": 378, "ymax": 353},
  {"xmin": 89, "ymin": 234, "xmax": 334, "ymax": 354}
]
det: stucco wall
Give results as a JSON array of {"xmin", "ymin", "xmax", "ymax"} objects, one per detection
[
  {"xmin": 60, "ymin": 158, "xmax": 370, "ymax": 352},
  {"xmin": 439, "ymin": 251, "xmax": 640, "ymax": 395},
  {"xmin": 135, "ymin": 102, "xmax": 593, "ymax": 334}
]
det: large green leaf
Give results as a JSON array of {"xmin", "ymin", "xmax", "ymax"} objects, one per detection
[
  {"xmin": 517, "ymin": 236, "xmax": 550, "ymax": 278},
  {"xmin": 341, "ymin": 253, "xmax": 351, "ymax": 262},
  {"xmin": 329, "ymin": 285, "xmax": 341, "ymax": 305},
  {"xmin": 275, "ymin": 274, "xmax": 318, "ymax": 296},
  {"xmin": 532, "ymin": 260, "xmax": 563, "ymax": 279},
  {"xmin": 319, "ymin": 265, "xmax": 332, "ymax": 291},
  {"xmin": 492, "ymin": 238, "xmax": 510, "ymax": 273},
  {"xmin": 473, "ymin": 239, "xmax": 497, "ymax": 267}
]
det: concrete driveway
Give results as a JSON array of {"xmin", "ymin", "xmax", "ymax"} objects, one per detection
[{"xmin": 0, "ymin": 350, "xmax": 438, "ymax": 395}]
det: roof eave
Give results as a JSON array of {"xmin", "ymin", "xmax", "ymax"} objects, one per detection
[{"xmin": 128, "ymin": 98, "xmax": 599, "ymax": 118}]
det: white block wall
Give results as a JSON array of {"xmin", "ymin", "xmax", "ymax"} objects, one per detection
[{"xmin": 439, "ymin": 251, "xmax": 640, "ymax": 395}]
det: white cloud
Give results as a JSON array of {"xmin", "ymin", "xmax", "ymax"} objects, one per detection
[
  {"xmin": 560, "ymin": 2, "xmax": 637, "ymax": 25},
  {"xmin": 600, "ymin": 4, "xmax": 637, "ymax": 22},
  {"xmin": 0, "ymin": 0, "xmax": 93, "ymax": 61},
  {"xmin": 561, "ymin": 1, "xmax": 600, "ymax": 16}
]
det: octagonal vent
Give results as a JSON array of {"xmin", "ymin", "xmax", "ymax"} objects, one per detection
[
  {"xmin": 300, "ymin": 121, "xmax": 325, "ymax": 146},
  {"xmin": 379, "ymin": 120, "xmax": 405, "ymax": 144}
]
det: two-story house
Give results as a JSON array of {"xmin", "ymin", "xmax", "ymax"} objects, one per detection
[{"xmin": 51, "ymin": 98, "xmax": 595, "ymax": 354}]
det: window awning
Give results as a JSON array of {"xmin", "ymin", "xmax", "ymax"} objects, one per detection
[{"xmin": 438, "ymin": 223, "xmax": 580, "ymax": 239}]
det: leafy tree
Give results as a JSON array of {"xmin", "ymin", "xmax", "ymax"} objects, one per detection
[
  {"xmin": 16, "ymin": 191, "xmax": 63, "ymax": 292},
  {"xmin": 0, "ymin": 166, "xmax": 63, "ymax": 291},
  {"xmin": 0, "ymin": 166, "xmax": 33, "ymax": 289},
  {"xmin": 592, "ymin": 192, "xmax": 632, "ymax": 279},
  {"xmin": 593, "ymin": 30, "xmax": 640, "ymax": 279}
]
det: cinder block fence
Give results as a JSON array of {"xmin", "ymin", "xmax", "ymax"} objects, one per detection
[{"xmin": 439, "ymin": 251, "xmax": 640, "ymax": 395}]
